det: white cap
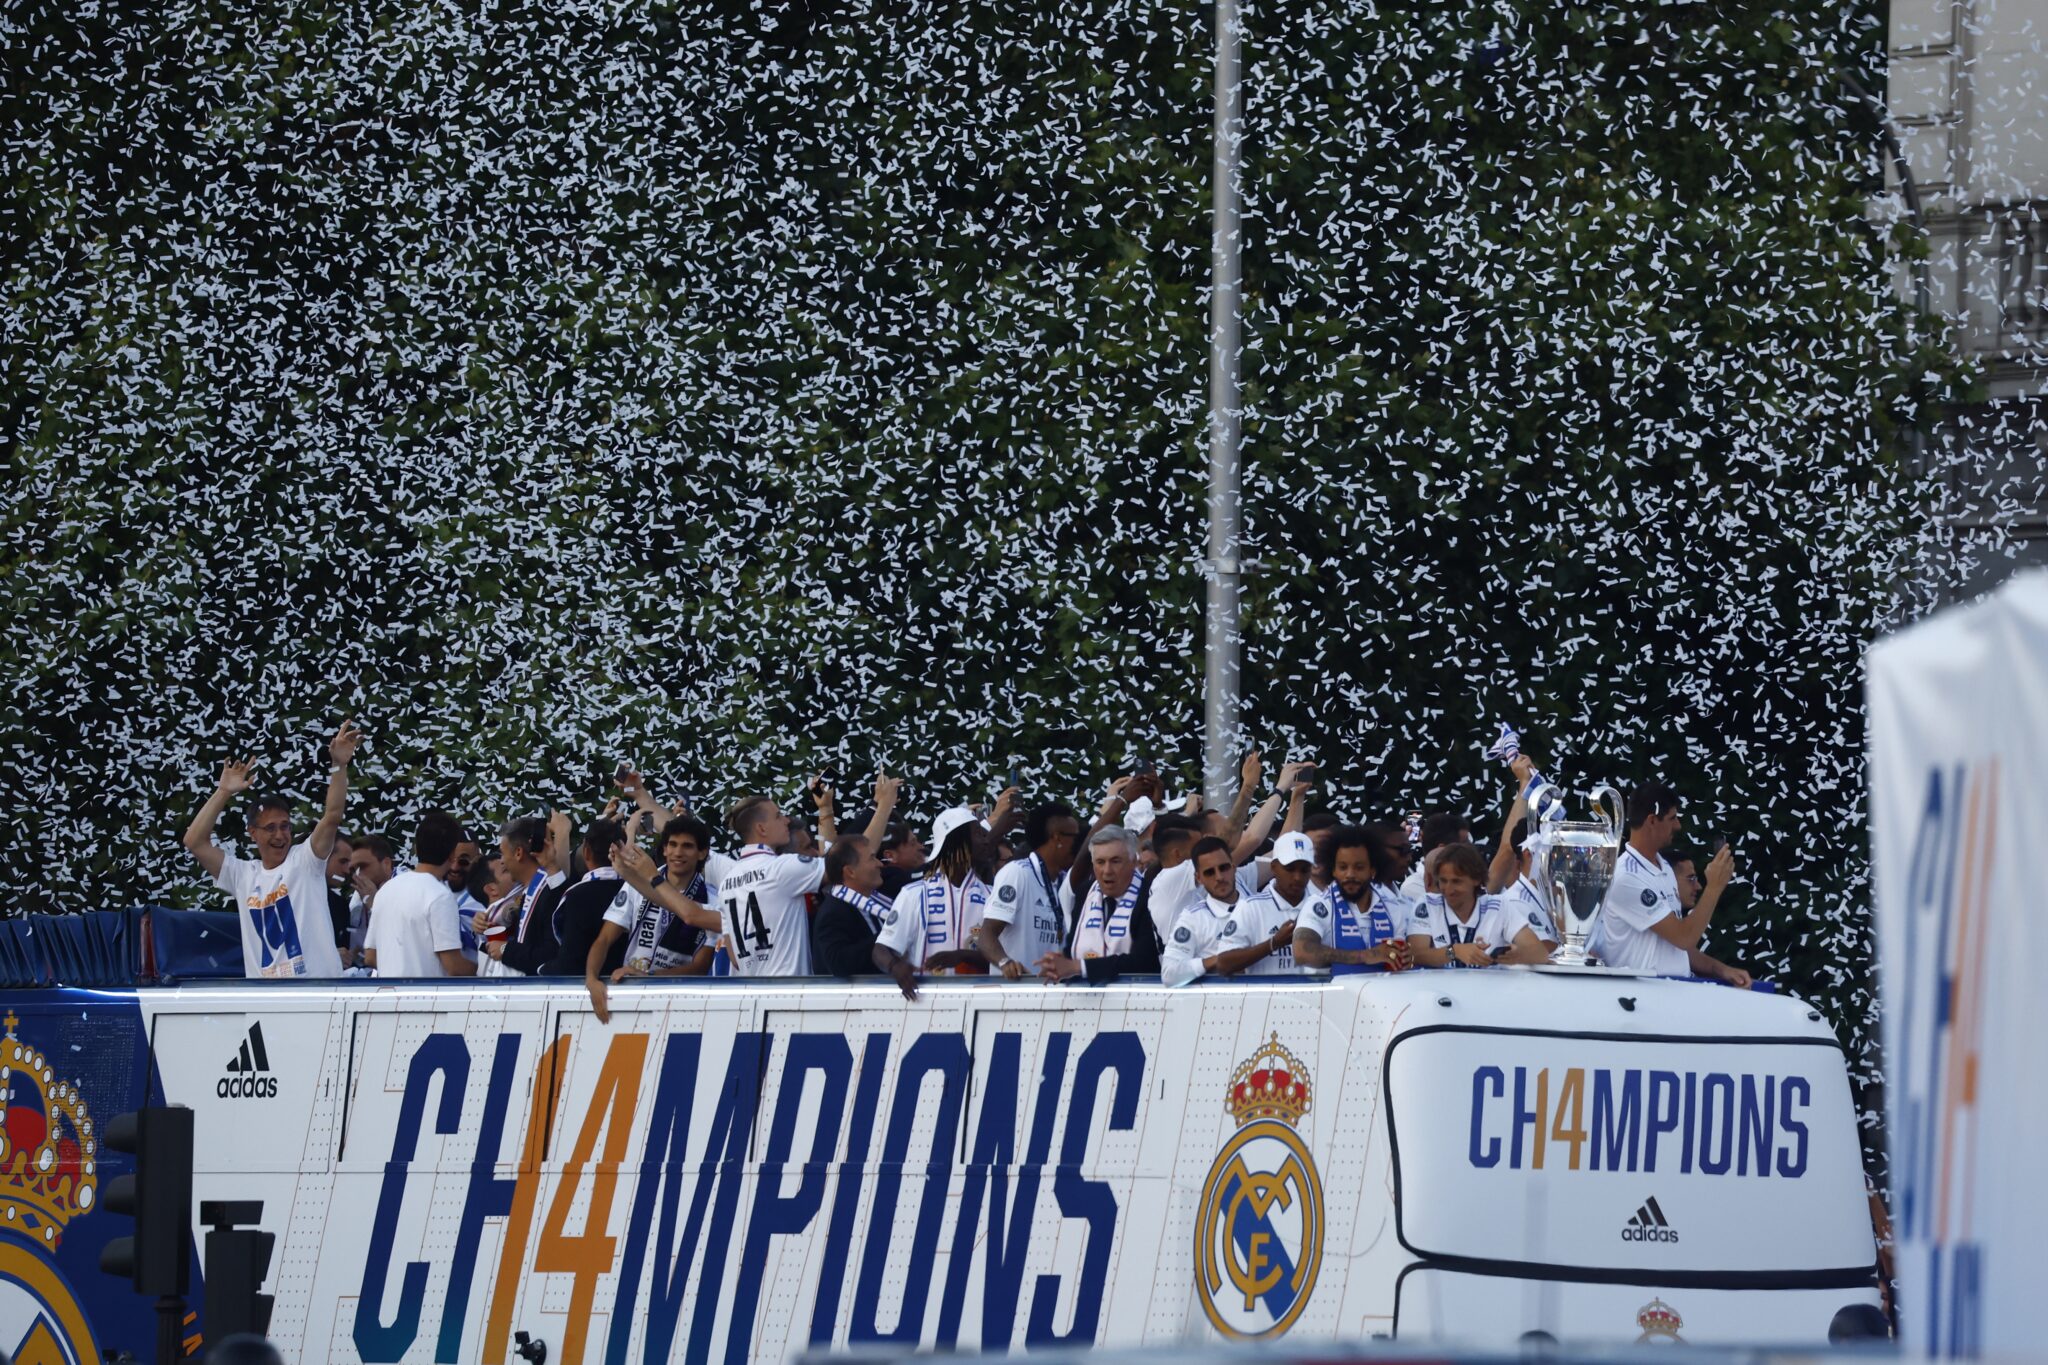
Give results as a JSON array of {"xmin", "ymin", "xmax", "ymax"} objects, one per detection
[
  {"xmin": 1272, "ymin": 831, "xmax": 1316, "ymax": 867},
  {"xmin": 1121, "ymin": 795, "xmax": 1157, "ymax": 834},
  {"xmin": 930, "ymin": 805, "xmax": 983, "ymax": 855}
]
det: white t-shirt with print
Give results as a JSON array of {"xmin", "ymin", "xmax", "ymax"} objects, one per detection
[
  {"xmin": 705, "ymin": 846, "xmax": 823, "ymax": 977},
  {"xmin": 213, "ymin": 839, "xmax": 346, "ymax": 980},
  {"xmin": 364, "ymin": 870, "xmax": 462, "ymax": 978},
  {"xmin": 1596, "ymin": 846, "xmax": 1690, "ymax": 974}
]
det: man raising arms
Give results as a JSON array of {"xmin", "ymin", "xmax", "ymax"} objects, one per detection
[{"xmin": 183, "ymin": 722, "xmax": 360, "ymax": 979}]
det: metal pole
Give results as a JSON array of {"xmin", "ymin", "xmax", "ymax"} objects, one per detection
[{"xmin": 1204, "ymin": 0, "xmax": 1243, "ymax": 808}]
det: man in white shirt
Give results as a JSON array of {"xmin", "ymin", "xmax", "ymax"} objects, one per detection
[
  {"xmin": 362, "ymin": 811, "xmax": 477, "ymax": 978},
  {"xmin": 1407, "ymin": 844, "xmax": 1551, "ymax": 967},
  {"xmin": 1492, "ymin": 815, "xmax": 1562, "ymax": 955},
  {"xmin": 182, "ymin": 722, "xmax": 360, "ymax": 979},
  {"xmin": 1231, "ymin": 832, "xmax": 1321, "ymax": 975},
  {"xmin": 1595, "ymin": 783, "xmax": 1750, "ymax": 986},
  {"xmin": 875, "ymin": 807, "xmax": 991, "ymax": 999},
  {"xmin": 697, "ymin": 795, "xmax": 823, "ymax": 976},
  {"xmin": 585, "ymin": 816, "xmax": 718, "ymax": 1021},
  {"xmin": 978, "ymin": 801, "xmax": 1081, "ymax": 979},
  {"xmin": 1121, "ymin": 817, "xmax": 1202, "ymax": 943},
  {"xmin": 1162, "ymin": 837, "xmax": 1295, "ymax": 987}
]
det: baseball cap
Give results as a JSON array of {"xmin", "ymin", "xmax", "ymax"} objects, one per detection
[
  {"xmin": 930, "ymin": 805, "xmax": 984, "ymax": 855},
  {"xmin": 1272, "ymin": 831, "xmax": 1316, "ymax": 866},
  {"xmin": 1121, "ymin": 795, "xmax": 1157, "ymax": 834}
]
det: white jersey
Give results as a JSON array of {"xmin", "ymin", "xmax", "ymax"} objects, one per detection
[
  {"xmin": 213, "ymin": 839, "xmax": 346, "ymax": 980},
  {"xmin": 1069, "ymin": 871, "xmax": 1145, "ymax": 960},
  {"xmin": 705, "ymin": 845, "xmax": 823, "ymax": 976},
  {"xmin": 1143, "ymin": 860, "xmax": 1202, "ymax": 942},
  {"xmin": 1502, "ymin": 874, "xmax": 1559, "ymax": 944},
  {"xmin": 1407, "ymin": 893, "xmax": 1517, "ymax": 955},
  {"xmin": 606, "ymin": 870, "xmax": 716, "ymax": 973},
  {"xmin": 877, "ymin": 872, "xmax": 989, "ymax": 972},
  {"xmin": 1596, "ymin": 846, "xmax": 1689, "ymax": 974},
  {"xmin": 362, "ymin": 871, "xmax": 461, "ymax": 978},
  {"xmin": 1161, "ymin": 893, "xmax": 1247, "ymax": 988},
  {"xmin": 983, "ymin": 854, "xmax": 1074, "ymax": 969},
  {"xmin": 1233, "ymin": 883, "xmax": 1315, "ymax": 976}
]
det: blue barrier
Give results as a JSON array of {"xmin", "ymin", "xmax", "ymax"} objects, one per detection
[{"xmin": 148, "ymin": 908, "xmax": 243, "ymax": 983}]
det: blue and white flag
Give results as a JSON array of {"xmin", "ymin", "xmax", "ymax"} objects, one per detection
[{"xmin": 1484, "ymin": 722, "xmax": 1521, "ymax": 764}]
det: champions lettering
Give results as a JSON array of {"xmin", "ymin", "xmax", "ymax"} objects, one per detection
[
  {"xmin": 352, "ymin": 1027, "xmax": 1144, "ymax": 1365},
  {"xmin": 1467, "ymin": 1065, "xmax": 1812, "ymax": 1177}
]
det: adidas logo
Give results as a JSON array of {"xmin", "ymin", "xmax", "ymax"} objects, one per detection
[
  {"xmin": 217, "ymin": 1022, "xmax": 279, "ymax": 1100},
  {"xmin": 1620, "ymin": 1195, "xmax": 1679, "ymax": 1244}
]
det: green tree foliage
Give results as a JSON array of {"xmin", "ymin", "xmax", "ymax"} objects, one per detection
[{"xmin": 0, "ymin": 0, "xmax": 1977, "ymax": 1126}]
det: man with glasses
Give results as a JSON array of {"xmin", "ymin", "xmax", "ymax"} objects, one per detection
[
  {"xmin": 1161, "ymin": 836, "xmax": 1295, "ymax": 987},
  {"xmin": 183, "ymin": 722, "xmax": 360, "ymax": 979}
]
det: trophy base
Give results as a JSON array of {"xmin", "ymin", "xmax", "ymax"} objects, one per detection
[{"xmin": 1547, "ymin": 945, "xmax": 1599, "ymax": 968}]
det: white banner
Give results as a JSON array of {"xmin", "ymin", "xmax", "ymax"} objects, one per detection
[
  {"xmin": 1388, "ymin": 1029, "xmax": 1870, "ymax": 1275},
  {"xmin": 1869, "ymin": 568, "xmax": 2048, "ymax": 1357}
]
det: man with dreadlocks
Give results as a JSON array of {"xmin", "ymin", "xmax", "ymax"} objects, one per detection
[{"xmin": 873, "ymin": 806, "xmax": 991, "ymax": 1000}]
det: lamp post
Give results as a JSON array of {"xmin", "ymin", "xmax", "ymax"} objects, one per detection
[{"xmin": 1203, "ymin": 0, "xmax": 1244, "ymax": 808}]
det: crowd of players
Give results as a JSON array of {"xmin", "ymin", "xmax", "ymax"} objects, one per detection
[{"xmin": 182, "ymin": 724, "xmax": 1752, "ymax": 1015}]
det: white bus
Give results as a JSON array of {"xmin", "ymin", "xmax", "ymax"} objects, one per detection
[{"xmin": 1, "ymin": 969, "xmax": 1881, "ymax": 1363}]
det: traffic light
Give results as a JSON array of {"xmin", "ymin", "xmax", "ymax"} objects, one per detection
[
  {"xmin": 98, "ymin": 1106, "xmax": 193, "ymax": 1296},
  {"xmin": 201, "ymin": 1201, "xmax": 275, "ymax": 1339}
]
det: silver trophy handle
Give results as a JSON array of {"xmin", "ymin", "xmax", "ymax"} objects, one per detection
[{"xmin": 1589, "ymin": 783, "xmax": 1626, "ymax": 847}]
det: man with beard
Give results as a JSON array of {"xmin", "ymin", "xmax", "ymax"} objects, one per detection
[{"xmin": 1294, "ymin": 825, "xmax": 1410, "ymax": 973}]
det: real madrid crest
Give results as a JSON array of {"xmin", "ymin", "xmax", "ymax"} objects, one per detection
[
  {"xmin": 1635, "ymin": 1296, "xmax": 1684, "ymax": 1343},
  {"xmin": 1194, "ymin": 1033, "xmax": 1324, "ymax": 1339},
  {"xmin": 0, "ymin": 1012, "xmax": 103, "ymax": 1365}
]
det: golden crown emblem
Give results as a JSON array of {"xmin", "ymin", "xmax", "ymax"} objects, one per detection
[
  {"xmin": 0, "ymin": 1013, "xmax": 97, "ymax": 1247},
  {"xmin": 1635, "ymin": 1296, "xmax": 1683, "ymax": 1342},
  {"xmin": 1225, "ymin": 1033, "xmax": 1312, "ymax": 1128}
]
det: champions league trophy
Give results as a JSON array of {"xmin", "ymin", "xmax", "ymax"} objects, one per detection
[{"xmin": 1523, "ymin": 779, "xmax": 1625, "ymax": 967}]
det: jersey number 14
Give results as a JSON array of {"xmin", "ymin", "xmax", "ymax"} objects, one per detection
[{"xmin": 723, "ymin": 892, "xmax": 773, "ymax": 959}]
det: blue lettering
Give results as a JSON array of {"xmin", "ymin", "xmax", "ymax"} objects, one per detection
[
  {"xmin": 1027, "ymin": 1031, "xmax": 1143, "ymax": 1346},
  {"xmin": 683, "ymin": 1033, "xmax": 775, "ymax": 1364},
  {"xmin": 1645, "ymin": 1070, "xmax": 1680, "ymax": 1172},
  {"xmin": 1698, "ymin": 1073, "xmax": 1734, "ymax": 1175},
  {"xmin": 809, "ymin": 1033, "xmax": 891, "ymax": 1345},
  {"xmin": 726, "ymin": 1034, "xmax": 851, "ymax": 1364},
  {"xmin": 1590, "ymin": 1068, "xmax": 1641, "ymax": 1172},
  {"xmin": 1468, "ymin": 1066, "xmax": 1503, "ymax": 1168},
  {"xmin": 1778, "ymin": 1076, "xmax": 1810, "ymax": 1177},
  {"xmin": 849, "ymin": 1034, "xmax": 972, "ymax": 1344},
  {"xmin": 355, "ymin": 1034, "xmax": 469, "ymax": 1363},
  {"xmin": 1679, "ymin": 1071, "xmax": 1697, "ymax": 1174},
  {"xmin": 936, "ymin": 1031, "xmax": 1071, "ymax": 1350},
  {"xmin": 439, "ymin": 1034, "xmax": 523, "ymax": 1362},
  {"xmin": 1509, "ymin": 1066, "xmax": 1539, "ymax": 1169},
  {"xmin": 1737, "ymin": 1073, "xmax": 1774, "ymax": 1177}
]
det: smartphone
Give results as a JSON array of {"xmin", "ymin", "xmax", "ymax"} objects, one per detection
[
  {"xmin": 1712, "ymin": 834, "xmax": 1730, "ymax": 855},
  {"xmin": 613, "ymin": 760, "xmax": 633, "ymax": 786},
  {"xmin": 1403, "ymin": 811, "xmax": 1423, "ymax": 846},
  {"xmin": 1005, "ymin": 759, "xmax": 1020, "ymax": 792},
  {"xmin": 1134, "ymin": 752, "xmax": 1156, "ymax": 776}
]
